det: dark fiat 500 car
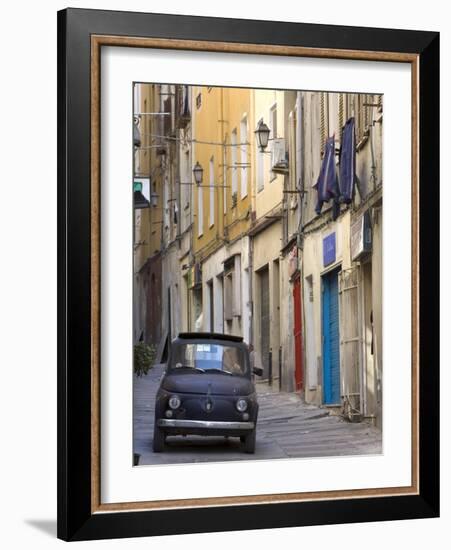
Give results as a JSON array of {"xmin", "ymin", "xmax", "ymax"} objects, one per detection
[{"xmin": 153, "ymin": 332, "xmax": 262, "ymax": 454}]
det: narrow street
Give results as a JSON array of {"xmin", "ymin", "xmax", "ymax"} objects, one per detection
[{"xmin": 133, "ymin": 364, "xmax": 382, "ymax": 466}]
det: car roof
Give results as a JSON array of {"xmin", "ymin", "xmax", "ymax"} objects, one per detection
[{"xmin": 174, "ymin": 332, "xmax": 244, "ymax": 344}]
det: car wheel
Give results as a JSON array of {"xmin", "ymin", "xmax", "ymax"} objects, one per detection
[
  {"xmin": 243, "ymin": 429, "xmax": 256, "ymax": 454},
  {"xmin": 153, "ymin": 423, "xmax": 165, "ymax": 453}
]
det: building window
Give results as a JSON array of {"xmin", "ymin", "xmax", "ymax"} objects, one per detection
[
  {"xmin": 288, "ymin": 110, "xmax": 296, "ymax": 192},
  {"xmin": 209, "ymin": 156, "xmax": 215, "ymax": 227},
  {"xmin": 338, "ymin": 93, "xmax": 344, "ymax": 136},
  {"xmin": 223, "ymin": 134, "xmax": 228, "ymax": 215},
  {"xmin": 197, "ymin": 184, "xmax": 203, "ymax": 236},
  {"xmin": 182, "ymin": 149, "xmax": 190, "ymax": 210},
  {"xmin": 231, "ymin": 129, "xmax": 238, "ymax": 201},
  {"xmin": 223, "ymin": 255, "xmax": 241, "ymax": 321},
  {"xmin": 224, "ymin": 272, "xmax": 233, "ymax": 321},
  {"xmin": 270, "ymin": 103, "xmax": 278, "ymax": 140},
  {"xmin": 270, "ymin": 103, "xmax": 278, "ymax": 181},
  {"xmin": 256, "ymin": 118, "xmax": 264, "ymax": 192},
  {"xmin": 320, "ymin": 92, "xmax": 329, "ymax": 156},
  {"xmin": 143, "ymin": 98, "xmax": 148, "ymax": 158},
  {"xmin": 240, "ymin": 116, "xmax": 248, "ymax": 199},
  {"xmin": 355, "ymin": 93, "xmax": 377, "ymax": 145},
  {"xmin": 207, "ymin": 280, "xmax": 214, "ymax": 331}
]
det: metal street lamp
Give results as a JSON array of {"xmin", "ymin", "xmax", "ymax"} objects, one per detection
[
  {"xmin": 192, "ymin": 161, "xmax": 204, "ymax": 186},
  {"xmin": 255, "ymin": 120, "xmax": 270, "ymax": 152}
]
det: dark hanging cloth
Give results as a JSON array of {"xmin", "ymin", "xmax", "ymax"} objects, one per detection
[
  {"xmin": 339, "ymin": 117, "xmax": 356, "ymax": 204},
  {"xmin": 182, "ymin": 85, "xmax": 190, "ymax": 117},
  {"xmin": 313, "ymin": 136, "xmax": 340, "ymax": 215}
]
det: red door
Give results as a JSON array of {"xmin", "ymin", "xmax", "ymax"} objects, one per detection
[{"xmin": 293, "ymin": 277, "xmax": 303, "ymax": 391}]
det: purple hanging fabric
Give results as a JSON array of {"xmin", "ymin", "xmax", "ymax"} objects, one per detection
[
  {"xmin": 313, "ymin": 136, "xmax": 339, "ymax": 214},
  {"xmin": 339, "ymin": 117, "xmax": 356, "ymax": 204}
]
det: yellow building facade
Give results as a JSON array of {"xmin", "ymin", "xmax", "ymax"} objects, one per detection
[
  {"xmin": 133, "ymin": 83, "xmax": 164, "ymax": 346},
  {"xmin": 192, "ymin": 86, "xmax": 253, "ymax": 257},
  {"xmin": 189, "ymin": 86, "xmax": 254, "ymax": 339}
]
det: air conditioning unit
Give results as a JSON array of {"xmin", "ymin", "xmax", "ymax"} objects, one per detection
[{"xmin": 271, "ymin": 138, "xmax": 288, "ymax": 174}]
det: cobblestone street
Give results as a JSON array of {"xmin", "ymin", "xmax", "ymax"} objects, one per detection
[{"xmin": 133, "ymin": 364, "xmax": 382, "ymax": 465}]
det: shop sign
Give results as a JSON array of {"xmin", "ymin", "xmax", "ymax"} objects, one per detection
[{"xmin": 323, "ymin": 232, "xmax": 336, "ymax": 267}]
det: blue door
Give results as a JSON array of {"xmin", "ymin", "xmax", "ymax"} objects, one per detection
[{"xmin": 322, "ymin": 269, "xmax": 341, "ymax": 404}]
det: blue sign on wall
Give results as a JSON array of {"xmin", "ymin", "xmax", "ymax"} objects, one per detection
[{"xmin": 323, "ymin": 233, "xmax": 336, "ymax": 267}]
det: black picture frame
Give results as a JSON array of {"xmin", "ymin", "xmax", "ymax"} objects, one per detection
[{"xmin": 57, "ymin": 8, "xmax": 439, "ymax": 541}]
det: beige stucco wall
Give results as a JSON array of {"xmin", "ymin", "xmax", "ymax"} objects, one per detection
[
  {"xmin": 199, "ymin": 236, "xmax": 250, "ymax": 341},
  {"xmin": 253, "ymin": 89, "xmax": 285, "ymax": 218},
  {"xmin": 252, "ymin": 221, "xmax": 283, "ymax": 379},
  {"xmin": 302, "ymin": 211, "xmax": 352, "ymax": 404}
]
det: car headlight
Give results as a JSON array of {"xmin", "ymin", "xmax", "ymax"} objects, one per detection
[
  {"xmin": 168, "ymin": 395, "xmax": 181, "ymax": 410},
  {"xmin": 236, "ymin": 398, "xmax": 248, "ymax": 412}
]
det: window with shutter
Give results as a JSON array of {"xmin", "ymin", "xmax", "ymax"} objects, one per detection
[
  {"xmin": 223, "ymin": 134, "xmax": 228, "ymax": 214},
  {"xmin": 224, "ymin": 271, "xmax": 233, "ymax": 321},
  {"xmin": 288, "ymin": 111, "xmax": 296, "ymax": 191},
  {"xmin": 270, "ymin": 103, "xmax": 278, "ymax": 181},
  {"xmin": 231, "ymin": 129, "xmax": 238, "ymax": 200},
  {"xmin": 163, "ymin": 97, "xmax": 172, "ymax": 136},
  {"xmin": 320, "ymin": 92, "xmax": 329, "ymax": 156},
  {"xmin": 338, "ymin": 93, "xmax": 344, "ymax": 139},
  {"xmin": 209, "ymin": 157, "xmax": 214, "ymax": 227},
  {"xmin": 256, "ymin": 119, "xmax": 264, "ymax": 192},
  {"xmin": 197, "ymin": 185, "xmax": 203, "ymax": 237},
  {"xmin": 240, "ymin": 116, "xmax": 248, "ymax": 199}
]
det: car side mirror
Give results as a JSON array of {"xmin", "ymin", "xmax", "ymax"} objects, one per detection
[{"xmin": 252, "ymin": 366, "xmax": 263, "ymax": 377}]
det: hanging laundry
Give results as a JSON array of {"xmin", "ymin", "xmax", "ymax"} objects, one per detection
[
  {"xmin": 313, "ymin": 136, "xmax": 339, "ymax": 215},
  {"xmin": 339, "ymin": 117, "xmax": 356, "ymax": 204}
]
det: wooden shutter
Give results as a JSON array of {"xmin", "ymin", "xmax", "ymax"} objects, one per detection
[{"xmin": 339, "ymin": 267, "xmax": 363, "ymax": 420}]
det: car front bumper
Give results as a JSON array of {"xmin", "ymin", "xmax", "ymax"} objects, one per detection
[{"xmin": 157, "ymin": 418, "xmax": 255, "ymax": 436}]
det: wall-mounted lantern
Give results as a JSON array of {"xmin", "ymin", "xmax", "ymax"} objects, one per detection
[
  {"xmin": 254, "ymin": 120, "xmax": 270, "ymax": 152},
  {"xmin": 192, "ymin": 161, "xmax": 204, "ymax": 186}
]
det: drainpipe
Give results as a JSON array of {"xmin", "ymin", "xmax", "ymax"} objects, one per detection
[
  {"xmin": 248, "ymin": 90, "xmax": 255, "ymax": 347},
  {"xmin": 218, "ymin": 87, "xmax": 224, "ymax": 243},
  {"xmin": 296, "ymin": 92, "xmax": 304, "ymax": 247},
  {"xmin": 249, "ymin": 234, "xmax": 254, "ymax": 346},
  {"xmin": 369, "ymin": 117, "xmax": 377, "ymax": 188},
  {"xmin": 296, "ymin": 92, "xmax": 307, "ymax": 398}
]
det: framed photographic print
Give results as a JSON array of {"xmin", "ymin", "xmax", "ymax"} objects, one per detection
[{"xmin": 57, "ymin": 8, "xmax": 439, "ymax": 541}]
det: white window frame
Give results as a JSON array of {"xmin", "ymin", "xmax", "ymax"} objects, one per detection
[
  {"xmin": 209, "ymin": 156, "xmax": 215, "ymax": 228},
  {"xmin": 270, "ymin": 103, "xmax": 278, "ymax": 181},
  {"xmin": 256, "ymin": 118, "xmax": 264, "ymax": 192},
  {"xmin": 240, "ymin": 115, "xmax": 248, "ymax": 199},
  {"xmin": 197, "ymin": 184, "xmax": 203, "ymax": 237},
  {"xmin": 223, "ymin": 136, "xmax": 228, "ymax": 214},
  {"xmin": 231, "ymin": 128, "xmax": 238, "ymax": 199}
]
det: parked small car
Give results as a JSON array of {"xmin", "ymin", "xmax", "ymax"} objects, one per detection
[{"xmin": 153, "ymin": 332, "xmax": 263, "ymax": 453}]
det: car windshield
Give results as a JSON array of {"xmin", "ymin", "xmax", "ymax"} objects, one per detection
[{"xmin": 170, "ymin": 342, "xmax": 247, "ymax": 376}]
